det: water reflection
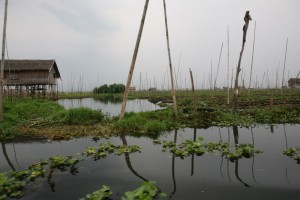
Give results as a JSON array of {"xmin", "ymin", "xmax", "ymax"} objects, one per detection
[
  {"xmin": 1, "ymin": 142, "xmax": 16, "ymax": 171},
  {"xmin": 0, "ymin": 125, "xmax": 300, "ymax": 199},
  {"xmin": 232, "ymin": 126, "xmax": 251, "ymax": 187},
  {"xmin": 171, "ymin": 129, "xmax": 178, "ymax": 198},
  {"xmin": 58, "ymin": 98, "xmax": 162, "ymax": 116},
  {"xmin": 120, "ymin": 135, "xmax": 148, "ymax": 182}
]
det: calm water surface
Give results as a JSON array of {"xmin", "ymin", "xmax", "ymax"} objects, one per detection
[
  {"xmin": 58, "ymin": 98, "xmax": 162, "ymax": 116},
  {"xmin": 1, "ymin": 125, "xmax": 299, "ymax": 200}
]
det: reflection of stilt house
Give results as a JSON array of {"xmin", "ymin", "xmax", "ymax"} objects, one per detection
[{"xmin": 4, "ymin": 60, "xmax": 61, "ymax": 98}]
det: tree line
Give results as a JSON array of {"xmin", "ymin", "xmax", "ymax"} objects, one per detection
[{"xmin": 93, "ymin": 83, "xmax": 125, "ymax": 94}]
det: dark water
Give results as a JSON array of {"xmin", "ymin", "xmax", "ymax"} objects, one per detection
[
  {"xmin": 58, "ymin": 98, "xmax": 162, "ymax": 116},
  {"xmin": 1, "ymin": 125, "xmax": 300, "ymax": 199}
]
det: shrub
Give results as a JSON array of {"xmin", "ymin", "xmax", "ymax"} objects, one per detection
[{"xmin": 63, "ymin": 107, "xmax": 104, "ymax": 125}]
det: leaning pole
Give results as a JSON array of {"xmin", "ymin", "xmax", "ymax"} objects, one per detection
[
  {"xmin": 119, "ymin": 0, "xmax": 149, "ymax": 119},
  {"xmin": 233, "ymin": 11, "xmax": 252, "ymax": 112},
  {"xmin": 0, "ymin": 0, "xmax": 9, "ymax": 122},
  {"xmin": 163, "ymin": 0, "xmax": 178, "ymax": 119}
]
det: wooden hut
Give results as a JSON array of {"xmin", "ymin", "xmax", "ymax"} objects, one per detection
[
  {"xmin": 288, "ymin": 78, "xmax": 300, "ymax": 89},
  {"xmin": 3, "ymin": 59, "xmax": 61, "ymax": 98}
]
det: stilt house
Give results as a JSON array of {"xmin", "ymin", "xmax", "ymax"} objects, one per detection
[
  {"xmin": 288, "ymin": 78, "xmax": 300, "ymax": 89},
  {"xmin": 3, "ymin": 59, "xmax": 61, "ymax": 97}
]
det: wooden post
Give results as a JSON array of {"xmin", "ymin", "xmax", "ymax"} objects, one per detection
[
  {"xmin": 119, "ymin": 0, "xmax": 149, "ymax": 119},
  {"xmin": 189, "ymin": 68, "xmax": 196, "ymax": 112},
  {"xmin": 233, "ymin": 11, "xmax": 252, "ymax": 112},
  {"xmin": 163, "ymin": 0, "xmax": 178, "ymax": 118},
  {"xmin": 0, "ymin": 0, "xmax": 8, "ymax": 121}
]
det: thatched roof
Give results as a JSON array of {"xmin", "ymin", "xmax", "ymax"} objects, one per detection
[
  {"xmin": 288, "ymin": 78, "xmax": 300, "ymax": 84},
  {"xmin": 4, "ymin": 59, "xmax": 61, "ymax": 78}
]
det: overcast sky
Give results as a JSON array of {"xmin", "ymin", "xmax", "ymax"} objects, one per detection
[{"xmin": 1, "ymin": 0, "xmax": 299, "ymax": 91}]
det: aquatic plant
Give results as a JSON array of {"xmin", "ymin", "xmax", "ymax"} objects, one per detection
[
  {"xmin": 49, "ymin": 155, "xmax": 79, "ymax": 171},
  {"xmin": 80, "ymin": 181, "xmax": 166, "ymax": 200},
  {"xmin": 83, "ymin": 142, "xmax": 141, "ymax": 160},
  {"xmin": 122, "ymin": 181, "xmax": 166, "ymax": 200},
  {"xmin": 20, "ymin": 161, "xmax": 48, "ymax": 181},
  {"xmin": 79, "ymin": 185, "xmax": 112, "ymax": 200},
  {"xmin": 159, "ymin": 138, "xmax": 262, "ymax": 160},
  {"xmin": 0, "ymin": 155, "xmax": 81, "ymax": 199},
  {"xmin": 226, "ymin": 144, "xmax": 262, "ymax": 161},
  {"xmin": 283, "ymin": 147, "xmax": 300, "ymax": 163},
  {"xmin": 0, "ymin": 173, "xmax": 25, "ymax": 199}
]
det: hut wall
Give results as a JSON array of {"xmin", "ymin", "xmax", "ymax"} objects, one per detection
[
  {"xmin": 48, "ymin": 67, "xmax": 57, "ymax": 85},
  {"xmin": 4, "ymin": 70, "xmax": 50, "ymax": 85}
]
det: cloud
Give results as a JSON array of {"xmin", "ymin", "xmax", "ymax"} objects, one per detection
[{"xmin": 1, "ymin": 0, "xmax": 300, "ymax": 91}]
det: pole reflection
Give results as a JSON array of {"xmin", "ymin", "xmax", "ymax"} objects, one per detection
[
  {"xmin": 120, "ymin": 135, "xmax": 148, "ymax": 182},
  {"xmin": 1, "ymin": 142, "xmax": 16, "ymax": 171},
  {"xmin": 232, "ymin": 126, "xmax": 251, "ymax": 187},
  {"xmin": 170, "ymin": 129, "xmax": 178, "ymax": 198}
]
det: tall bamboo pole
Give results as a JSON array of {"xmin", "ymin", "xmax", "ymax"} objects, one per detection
[
  {"xmin": 214, "ymin": 42, "xmax": 223, "ymax": 89},
  {"xmin": 233, "ymin": 11, "xmax": 252, "ymax": 112},
  {"xmin": 0, "ymin": 0, "xmax": 8, "ymax": 121},
  {"xmin": 281, "ymin": 38, "xmax": 288, "ymax": 95},
  {"xmin": 248, "ymin": 21, "xmax": 256, "ymax": 90},
  {"xmin": 227, "ymin": 26, "xmax": 230, "ymax": 105},
  {"xmin": 210, "ymin": 60, "xmax": 213, "ymax": 90},
  {"xmin": 163, "ymin": 0, "xmax": 178, "ymax": 118},
  {"xmin": 119, "ymin": 0, "xmax": 149, "ymax": 119}
]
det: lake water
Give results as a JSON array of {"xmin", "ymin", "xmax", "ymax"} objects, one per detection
[
  {"xmin": 57, "ymin": 98, "xmax": 162, "ymax": 116},
  {"xmin": 1, "ymin": 125, "xmax": 299, "ymax": 200}
]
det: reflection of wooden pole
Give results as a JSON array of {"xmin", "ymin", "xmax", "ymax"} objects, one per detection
[
  {"xmin": 0, "ymin": 0, "xmax": 9, "ymax": 121},
  {"xmin": 232, "ymin": 126, "xmax": 250, "ymax": 187},
  {"xmin": 2, "ymin": 142, "xmax": 16, "ymax": 171},
  {"xmin": 232, "ymin": 126, "xmax": 239, "ymax": 146},
  {"xmin": 163, "ymin": 0, "xmax": 178, "ymax": 119},
  {"xmin": 120, "ymin": 136, "xmax": 148, "ymax": 182},
  {"xmin": 235, "ymin": 160, "xmax": 250, "ymax": 187},
  {"xmin": 250, "ymin": 127, "xmax": 257, "ymax": 183},
  {"xmin": 119, "ymin": 0, "xmax": 149, "ymax": 119},
  {"xmin": 191, "ymin": 128, "xmax": 196, "ymax": 176},
  {"xmin": 170, "ymin": 129, "xmax": 178, "ymax": 198},
  {"xmin": 227, "ymin": 128, "xmax": 231, "ymax": 182}
]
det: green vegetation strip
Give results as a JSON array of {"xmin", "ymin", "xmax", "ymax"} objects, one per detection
[{"xmin": 1, "ymin": 90, "xmax": 300, "ymax": 141}]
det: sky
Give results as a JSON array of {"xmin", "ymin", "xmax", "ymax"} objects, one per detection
[{"xmin": 1, "ymin": 0, "xmax": 300, "ymax": 91}]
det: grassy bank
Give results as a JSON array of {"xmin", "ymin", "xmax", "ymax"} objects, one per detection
[{"xmin": 0, "ymin": 98, "xmax": 104, "ymax": 140}]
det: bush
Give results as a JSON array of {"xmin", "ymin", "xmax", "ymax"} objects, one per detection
[
  {"xmin": 63, "ymin": 107, "xmax": 104, "ymax": 125},
  {"xmin": 114, "ymin": 114, "xmax": 147, "ymax": 132}
]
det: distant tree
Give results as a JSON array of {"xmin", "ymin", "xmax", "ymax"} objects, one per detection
[
  {"xmin": 93, "ymin": 83, "xmax": 125, "ymax": 94},
  {"xmin": 99, "ymin": 84, "xmax": 109, "ymax": 93}
]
